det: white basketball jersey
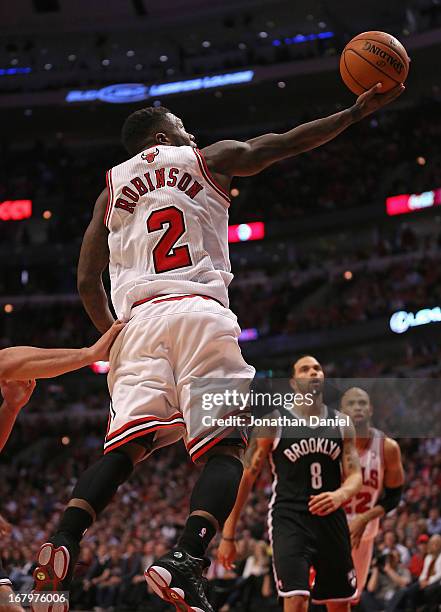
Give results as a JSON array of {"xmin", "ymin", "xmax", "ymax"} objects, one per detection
[
  {"xmin": 105, "ymin": 145, "xmax": 233, "ymax": 320},
  {"xmin": 344, "ymin": 428, "xmax": 385, "ymax": 540}
]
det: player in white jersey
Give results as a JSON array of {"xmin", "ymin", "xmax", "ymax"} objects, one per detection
[
  {"xmin": 340, "ymin": 388, "xmax": 404, "ymax": 601},
  {"xmin": 32, "ymin": 83, "xmax": 404, "ymax": 612}
]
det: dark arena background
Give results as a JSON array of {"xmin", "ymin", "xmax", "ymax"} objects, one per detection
[{"xmin": 1, "ymin": 1, "xmax": 441, "ymax": 611}]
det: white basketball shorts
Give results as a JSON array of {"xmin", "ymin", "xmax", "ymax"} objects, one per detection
[{"xmin": 105, "ymin": 294, "xmax": 255, "ymax": 462}]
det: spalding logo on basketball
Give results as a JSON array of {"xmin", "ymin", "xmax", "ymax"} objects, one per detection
[
  {"xmin": 361, "ymin": 41, "xmax": 405, "ymax": 75},
  {"xmin": 340, "ymin": 31, "xmax": 410, "ymax": 96},
  {"xmin": 142, "ymin": 148, "xmax": 160, "ymax": 163}
]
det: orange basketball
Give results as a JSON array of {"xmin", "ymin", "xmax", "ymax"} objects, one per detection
[{"xmin": 340, "ymin": 31, "xmax": 410, "ymax": 96}]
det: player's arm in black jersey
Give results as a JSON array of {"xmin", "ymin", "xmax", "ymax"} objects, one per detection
[
  {"xmin": 309, "ymin": 419, "xmax": 362, "ymax": 517},
  {"xmin": 77, "ymin": 188, "xmax": 115, "ymax": 333},
  {"xmin": 350, "ymin": 438, "xmax": 404, "ymax": 548},
  {"xmin": 218, "ymin": 428, "xmax": 275, "ymax": 570},
  {"xmin": 203, "ymin": 83, "xmax": 404, "ymax": 181}
]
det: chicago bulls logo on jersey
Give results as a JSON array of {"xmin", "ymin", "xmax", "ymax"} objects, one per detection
[{"xmin": 141, "ymin": 148, "xmax": 159, "ymax": 163}]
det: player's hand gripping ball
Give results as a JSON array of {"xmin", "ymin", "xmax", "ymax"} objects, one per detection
[{"xmin": 340, "ymin": 31, "xmax": 410, "ymax": 95}]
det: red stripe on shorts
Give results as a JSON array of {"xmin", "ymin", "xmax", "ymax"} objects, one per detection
[{"xmin": 131, "ymin": 294, "xmax": 224, "ymax": 309}]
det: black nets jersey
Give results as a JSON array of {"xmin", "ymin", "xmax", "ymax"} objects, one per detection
[{"xmin": 268, "ymin": 405, "xmax": 345, "ymax": 511}]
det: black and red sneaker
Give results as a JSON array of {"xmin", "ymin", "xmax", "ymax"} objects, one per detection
[
  {"xmin": 31, "ymin": 542, "xmax": 73, "ymax": 612},
  {"xmin": 145, "ymin": 548, "xmax": 214, "ymax": 612}
]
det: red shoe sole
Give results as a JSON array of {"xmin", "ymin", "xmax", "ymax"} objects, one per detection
[
  {"xmin": 145, "ymin": 566, "xmax": 205, "ymax": 612},
  {"xmin": 31, "ymin": 543, "xmax": 69, "ymax": 612}
]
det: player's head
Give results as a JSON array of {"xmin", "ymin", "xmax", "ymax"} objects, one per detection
[
  {"xmin": 290, "ymin": 355, "xmax": 324, "ymax": 396},
  {"xmin": 121, "ymin": 106, "xmax": 196, "ymax": 155},
  {"xmin": 340, "ymin": 387, "xmax": 372, "ymax": 427}
]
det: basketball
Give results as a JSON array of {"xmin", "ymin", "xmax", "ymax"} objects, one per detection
[{"xmin": 340, "ymin": 31, "xmax": 410, "ymax": 96}]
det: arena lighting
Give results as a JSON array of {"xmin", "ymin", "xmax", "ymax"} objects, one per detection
[
  {"xmin": 390, "ymin": 307, "xmax": 441, "ymax": 334},
  {"xmin": 0, "ymin": 67, "xmax": 32, "ymax": 76},
  {"xmin": 228, "ymin": 222, "xmax": 265, "ymax": 243},
  {"xmin": 66, "ymin": 70, "xmax": 255, "ymax": 104},
  {"xmin": 272, "ymin": 31, "xmax": 334, "ymax": 46},
  {"xmin": 90, "ymin": 361, "xmax": 110, "ymax": 374},
  {"xmin": 0, "ymin": 200, "xmax": 32, "ymax": 221},
  {"xmin": 386, "ymin": 187, "xmax": 441, "ymax": 216},
  {"xmin": 238, "ymin": 328, "xmax": 259, "ymax": 341}
]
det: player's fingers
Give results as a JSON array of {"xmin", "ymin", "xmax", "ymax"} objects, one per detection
[
  {"xmin": 363, "ymin": 82, "xmax": 382, "ymax": 99},
  {"xmin": 385, "ymin": 83, "xmax": 406, "ymax": 102},
  {"xmin": 380, "ymin": 84, "xmax": 405, "ymax": 104},
  {"xmin": 309, "ymin": 503, "xmax": 328, "ymax": 513},
  {"xmin": 223, "ymin": 558, "xmax": 233, "ymax": 570},
  {"xmin": 315, "ymin": 499, "xmax": 334, "ymax": 511},
  {"xmin": 109, "ymin": 320, "xmax": 126, "ymax": 336},
  {"xmin": 316, "ymin": 506, "xmax": 333, "ymax": 516},
  {"xmin": 308, "ymin": 493, "xmax": 327, "ymax": 504},
  {"xmin": 308, "ymin": 495, "xmax": 329, "ymax": 510},
  {"xmin": 310, "ymin": 502, "xmax": 331, "ymax": 514}
]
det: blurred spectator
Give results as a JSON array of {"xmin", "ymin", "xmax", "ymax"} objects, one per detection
[
  {"xmin": 408, "ymin": 534, "xmax": 429, "ymax": 579},
  {"xmin": 362, "ymin": 549, "xmax": 411, "ymax": 611},
  {"xmin": 426, "ymin": 508, "xmax": 441, "ymax": 536},
  {"xmin": 393, "ymin": 533, "xmax": 441, "ymax": 611},
  {"xmin": 381, "ymin": 530, "xmax": 411, "ymax": 566}
]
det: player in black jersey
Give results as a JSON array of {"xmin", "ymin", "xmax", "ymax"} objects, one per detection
[{"xmin": 218, "ymin": 356, "xmax": 362, "ymax": 612}]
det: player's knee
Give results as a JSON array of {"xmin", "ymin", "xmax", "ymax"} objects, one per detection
[
  {"xmin": 70, "ymin": 448, "xmax": 135, "ymax": 516},
  {"xmin": 283, "ymin": 595, "xmax": 309, "ymax": 612},
  {"xmin": 326, "ymin": 603, "xmax": 350, "ymax": 612},
  {"xmin": 117, "ymin": 439, "xmax": 153, "ymax": 464},
  {"xmin": 195, "ymin": 443, "xmax": 244, "ymax": 465},
  {"xmin": 190, "ymin": 453, "xmax": 243, "ymax": 527}
]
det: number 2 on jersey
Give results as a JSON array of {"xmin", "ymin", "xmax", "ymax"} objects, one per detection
[
  {"xmin": 310, "ymin": 462, "xmax": 323, "ymax": 490},
  {"xmin": 147, "ymin": 205, "xmax": 192, "ymax": 273}
]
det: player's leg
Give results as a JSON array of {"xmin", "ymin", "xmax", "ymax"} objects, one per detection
[
  {"xmin": 326, "ymin": 603, "xmax": 350, "ymax": 612},
  {"xmin": 282, "ymin": 596, "xmax": 309, "ymax": 611},
  {"xmin": 145, "ymin": 300, "xmax": 254, "ymax": 611},
  {"xmin": 269, "ymin": 509, "xmax": 313, "ymax": 612},
  {"xmin": 145, "ymin": 444, "xmax": 244, "ymax": 612},
  {"xmin": 32, "ymin": 439, "xmax": 148, "ymax": 601},
  {"xmin": 177, "ymin": 444, "xmax": 244, "ymax": 556},
  {"xmin": 33, "ymin": 313, "xmax": 183, "ymax": 608},
  {"xmin": 311, "ymin": 511, "xmax": 357, "ymax": 609},
  {"xmin": 350, "ymin": 537, "xmax": 374, "ymax": 603}
]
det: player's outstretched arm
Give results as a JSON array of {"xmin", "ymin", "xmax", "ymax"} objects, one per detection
[
  {"xmin": 203, "ymin": 83, "xmax": 405, "ymax": 178},
  {"xmin": 309, "ymin": 419, "xmax": 362, "ymax": 516},
  {"xmin": 218, "ymin": 431, "xmax": 274, "ymax": 569},
  {"xmin": 350, "ymin": 437, "xmax": 404, "ymax": 548},
  {"xmin": 0, "ymin": 380, "xmax": 35, "ymax": 452},
  {"xmin": 77, "ymin": 188, "xmax": 115, "ymax": 333},
  {"xmin": 0, "ymin": 321, "xmax": 124, "ymax": 380}
]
